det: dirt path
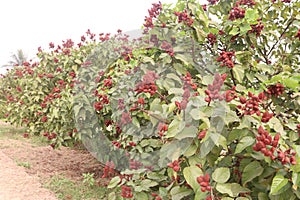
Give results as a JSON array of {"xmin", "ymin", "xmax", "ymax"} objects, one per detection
[
  {"xmin": 0, "ymin": 150, "xmax": 58, "ymax": 200},
  {"xmin": 0, "ymin": 121, "xmax": 105, "ymax": 200}
]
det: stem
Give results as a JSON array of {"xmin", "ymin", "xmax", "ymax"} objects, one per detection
[
  {"xmin": 140, "ymin": 108, "xmax": 169, "ymax": 124},
  {"xmin": 156, "ymin": 90, "xmax": 169, "ymax": 103},
  {"xmin": 266, "ymin": 18, "xmax": 295, "ymax": 58},
  {"xmin": 230, "ymin": 68, "xmax": 237, "ymax": 86}
]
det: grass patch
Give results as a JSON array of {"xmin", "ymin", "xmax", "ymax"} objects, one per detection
[
  {"xmin": 0, "ymin": 123, "xmax": 49, "ymax": 147},
  {"xmin": 44, "ymin": 175, "xmax": 107, "ymax": 200},
  {"xmin": 16, "ymin": 161, "xmax": 31, "ymax": 169}
]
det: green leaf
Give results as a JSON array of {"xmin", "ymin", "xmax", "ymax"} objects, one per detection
[
  {"xmin": 292, "ymin": 172, "xmax": 300, "ymax": 188},
  {"xmin": 240, "ymin": 23, "xmax": 252, "ymax": 35},
  {"xmin": 108, "ymin": 192, "xmax": 116, "ymax": 200},
  {"xmin": 135, "ymin": 192, "xmax": 149, "ymax": 200},
  {"xmin": 229, "ymin": 27, "xmax": 240, "ymax": 35},
  {"xmin": 175, "ymin": 125, "xmax": 197, "ymax": 140},
  {"xmin": 245, "ymin": 9, "xmax": 259, "ymax": 22},
  {"xmin": 190, "ymin": 109, "xmax": 210, "ymax": 127},
  {"xmin": 166, "ymin": 117, "xmax": 185, "ymax": 138},
  {"xmin": 232, "ymin": 65, "xmax": 244, "ymax": 83},
  {"xmin": 75, "ymin": 59, "xmax": 82, "ymax": 65},
  {"xmin": 235, "ymin": 136, "xmax": 255, "ymax": 154},
  {"xmin": 283, "ymin": 78, "xmax": 299, "ymax": 90},
  {"xmin": 175, "ymin": 54, "xmax": 192, "ymax": 66},
  {"xmin": 132, "ymin": 117, "xmax": 140, "ymax": 128},
  {"xmin": 216, "ymin": 183, "xmax": 250, "ymax": 197},
  {"xmin": 270, "ymin": 175, "xmax": 289, "ymax": 195},
  {"xmin": 169, "ymin": 88, "xmax": 184, "ymax": 95},
  {"xmin": 212, "ymin": 167, "xmax": 230, "ymax": 183},
  {"xmin": 183, "ymin": 143, "xmax": 198, "ymax": 157},
  {"xmin": 269, "ymin": 117, "xmax": 284, "ymax": 134},
  {"xmin": 258, "ymin": 192, "xmax": 269, "ymax": 200},
  {"xmin": 183, "ymin": 166, "xmax": 203, "ymax": 191},
  {"xmin": 107, "ymin": 176, "xmax": 121, "ymax": 189},
  {"xmin": 194, "ymin": 187, "xmax": 208, "ymax": 200},
  {"xmin": 242, "ymin": 161, "xmax": 264, "ymax": 185},
  {"xmin": 170, "ymin": 186, "xmax": 193, "ymax": 200},
  {"xmin": 140, "ymin": 179, "xmax": 159, "ymax": 190}
]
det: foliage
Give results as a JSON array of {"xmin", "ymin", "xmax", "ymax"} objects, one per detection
[{"xmin": 1, "ymin": 0, "xmax": 300, "ymax": 199}]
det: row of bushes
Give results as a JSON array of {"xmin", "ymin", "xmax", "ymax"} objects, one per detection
[{"xmin": 1, "ymin": 0, "xmax": 300, "ymax": 199}]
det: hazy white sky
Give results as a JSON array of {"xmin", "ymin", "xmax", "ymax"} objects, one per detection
[{"xmin": 0, "ymin": 0, "xmax": 183, "ymax": 67}]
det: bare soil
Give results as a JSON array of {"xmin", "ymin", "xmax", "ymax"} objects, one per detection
[{"xmin": 0, "ymin": 121, "xmax": 105, "ymax": 200}]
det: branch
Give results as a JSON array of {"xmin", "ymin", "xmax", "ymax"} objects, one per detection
[
  {"xmin": 266, "ymin": 18, "xmax": 295, "ymax": 58},
  {"xmin": 230, "ymin": 69, "xmax": 237, "ymax": 86},
  {"xmin": 140, "ymin": 108, "xmax": 169, "ymax": 124}
]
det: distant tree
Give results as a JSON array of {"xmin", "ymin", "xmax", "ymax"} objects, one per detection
[{"xmin": 2, "ymin": 49, "xmax": 27, "ymax": 67}]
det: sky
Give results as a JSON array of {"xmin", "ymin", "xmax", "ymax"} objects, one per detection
[{"xmin": 0, "ymin": 0, "xmax": 183, "ymax": 70}]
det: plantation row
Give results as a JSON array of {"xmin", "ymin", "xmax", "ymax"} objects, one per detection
[{"xmin": 1, "ymin": 0, "xmax": 300, "ymax": 199}]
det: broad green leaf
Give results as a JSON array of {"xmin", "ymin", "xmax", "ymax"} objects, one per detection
[
  {"xmin": 242, "ymin": 161, "xmax": 264, "ymax": 185},
  {"xmin": 183, "ymin": 143, "xmax": 198, "ymax": 157},
  {"xmin": 168, "ymin": 88, "xmax": 184, "ymax": 95},
  {"xmin": 229, "ymin": 27, "xmax": 239, "ymax": 35},
  {"xmin": 140, "ymin": 179, "xmax": 158, "ymax": 190},
  {"xmin": 175, "ymin": 125, "xmax": 197, "ymax": 140},
  {"xmin": 270, "ymin": 175, "xmax": 289, "ymax": 195},
  {"xmin": 292, "ymin": 172, "xmax": 300, "ymax": 189},
  {"xmin": 108, "ymin": 192, "xmax": 116, "ymax": 200},
  {"xmin": 170, "ymin": 186, "xmax": 193, "ymax": 200},
  {"xmin": 135, "ymin": 192, "xmax": 148, "ymax": 200},
  {"xmin": 216, "ymin": 183, "xmax": 250, "ymax": 197},
  {"xmin": 283, "ymin": 78, "xmax": 299, "ymax": 90},
  {"xmin": 107, "ymin": 176, "xmax": 121, "ymax": 189},
  {"xmin": 245, "ymin": 9, "xmax": 259, "ymax": 21},
  {"xmin": 166, "ymin": 117, "xmax": 185, "ymax": 138},
  {"xmin": 224, "ymin": 110, "xmax": 240, "ymax": 125},
  {"xmin": 235, "ymin": 136, "xmax": 255, "ymax": 154},
  {"xmin": 258, "ymin": 192, "xmax": 269, "ymax": 200},
  {"xmin": 269, "ymin": 117, "xmax": 284, "ymax": 134},
  {"xmin": 232, "ymin": 65, "xmax": 244, "ymax": 83},
  {"xmin": 194, "ymin": 187, "xmax": 208, "ymax": 200},
  {"xmin": 189, "ymin": 108, "xmax": 210, "ymax": 127},
  {"xmin": 240, "ymin": 23, "xmax": 252, "ymax": 35},
  {"xmin": 132, "ymin": 117, "xmax": 140, "ymax": 128},
  {"xmin": 183, "ymin": 166, "xmax": 203, "ymax": 191},
  {"xmin": 212, "ymin": 167, "xmax": 230, "ymax": 183}
]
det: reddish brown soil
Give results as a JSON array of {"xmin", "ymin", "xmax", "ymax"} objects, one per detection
[{"xmin": 0, "ymin": 122, "xmax": 105, "ymax": 200}]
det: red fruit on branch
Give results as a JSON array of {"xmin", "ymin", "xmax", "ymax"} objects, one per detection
[
  {"xmin": 161, "ymin": 41, "xmax": 174, "ymax": 56},
  {"xmin": 265, "ymin": 83, "xmax": 284, "ymax": 97},
  {"xmin": 174, "ymin": 10, "xmax": 194, "ymax": 26},
  {"xmin": 198, "ymin": 130, "xmax": 207, "ymax": 140},
  {"xmin": 137, "ymin": 97, "xmax": 145, "ymax": 105},
  {"xmin": 216, "ymin": 51, "xmax": 235, "ymax": 68},
  {"xmin": 143, "ymin": 2, "xmax": 162, "ymax": 33},
  {"xmin": 121, "ymin": 185, "xmax": 133, "ymax": 198},
  {"xmin": 94, "ymin": 101, "xmax": 103, "ymax": 111},
  {"xmin": 41, "ymin": 116, "xmax": 48, "ymax": 122},
  {"xmin": 102, "ymin": 161, "xmax": 115, "ymax": 178},
  {"xmin": 207, "ymin": 33, "xmax": 217, "ymax": 45},
  {"xmin": 236, "ymin": 0, "xmax": 256, "ymax": 6},
  {"xmin": 229, "ymin": 7, "xmax": 245, "ymax": 21},
  {"xmin": 49, "ymin": 42, "xmax": 55, "ymax": 48},
  {"xmin": 261, "ymin": 111, "xmax": 274, "ymax": 123},
  {"xmin": 167, "ymin": 160, "xmax": 181, "ymax": 172},
  {"xmin": 248, "ymin": 22, "xmax": 264, "ymax": 37},
  {"xmin": 197, "ymin": 173, "xmax": 211, "ymax": 192}
]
